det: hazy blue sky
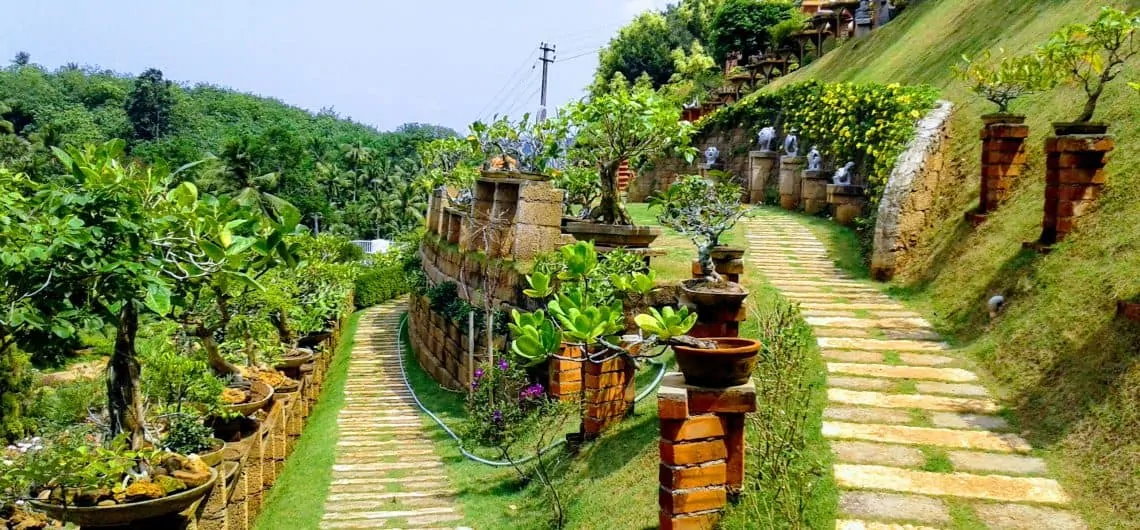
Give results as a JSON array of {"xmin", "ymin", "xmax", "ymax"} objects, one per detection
[{"xmin": 2, "ymin": 0, "xmax": 672, "ymax": 133}]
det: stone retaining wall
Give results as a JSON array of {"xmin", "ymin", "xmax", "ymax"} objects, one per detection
[
  {"xmin": 871, "ymin": 100, "xmax": 956, "ymax": 281},
  {"xmin": 407, "ymin": 294, "xmax": 499, "ymax": 391}
]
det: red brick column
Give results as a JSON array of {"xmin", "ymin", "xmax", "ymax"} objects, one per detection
[
  {"xmin": 1038, "ymin": 134, "xmax": 1114, "ymax": 246},
  {"xmin": 548, "ymin": 344, "xmax": 583, "ymax": 402},
  {"xmin": 582, "ymin": 355, "xmax": 636, "ymax": 439},
  {"xmin": 971, "ymin": 117, "xmax": 1029, "ymax": 224},
  {"xmin": 658, "ymin": 373, "xmax": 757, "ymax": 530},
  {"xmin": 687, "ymin": 305, "xmax": 746, "ymax": 339}
]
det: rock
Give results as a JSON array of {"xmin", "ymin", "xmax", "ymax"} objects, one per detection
[
  {"xmin": 124, "ymin": 480, "xmax": 166, "ymax": 502},
  {"xmin": 75, "ymin": 487, "xmax": 112, "ymax": 506},
  {"xmin": 96, "ymin": 500, "xmax": 117, "ymax": 507},
  {"xmin": 155, "ymin": 475, "xmax": 187, "ymax": 495},
  {"xmin": 171, "ymin": 455, "xmax": 211, "ymax": 488}
]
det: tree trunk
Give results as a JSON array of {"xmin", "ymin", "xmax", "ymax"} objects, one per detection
[
  {"xmin": 197, "ymin": 324, "xmax": 242, "ymax": 376},
  {"xmin": 590, "ymin": 160, "xmax": 631, "ymax": 225},
  {"xmin": 272, "ymin": 309, "xmax": 294, "ymax": 345},
  {"xmin": 107, "ymin": 303, "xmax": 145, "ymax": 449},
  {"xmin": 1076, "ymin": 87, "xmax": 1103, "ymax": 124}
]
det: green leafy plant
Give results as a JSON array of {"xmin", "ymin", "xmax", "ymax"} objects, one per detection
[
  {"xmin": 634, "ymin": 306, "xmax": 697, "ymax": 342},
  {"xmin": 523, "ymin": 272, "xmax": 555, "ymax": 300},
  {"xmin": 162, "ymin": 413, "xmax": 217, "ymax": 456},
  {"xmin": 467, "ymin": 114, "xmax": 565, "ymax": 175},
  {"xmin": 954, "ymin": 49, "xmax": 1059, "ymax": 113},
  {"xmin": 552, "ymin": 165, "xmax": 601, "ymax": 218},
  {"xmin": 508, "ymin": 310, "xmax": 562, "ymax": 367},
  {"xmin": 610, "ymin": 270, "xmax": 657, "ymax": 296},
  {"xmin": 558, "ymin": 241, "xmax": 600, "ymax": 281},
  {"xmin": 650, "ymin": 175, "xmax": 749, "ymax": 281},
  {"xmin": 1037, "ymin": 7, "xmax": 1140, "ymax": 123}
]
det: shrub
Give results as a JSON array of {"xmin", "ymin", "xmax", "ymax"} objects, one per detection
[
  {"xmin": 354, "ymin": 260, "xmax": 407, "ymax": 308},
  {"xmin": 705, "ymin": 80, "xmax": 939, "ymax": 202},
  {"xmin": 162, "ymin": 413, "xmax": 216, "ymax": 455},
  {"xmin": 0, "ymin": 347, "xmax": 34, "ymax": 442},
  {"xmin": 23, "ymin": 377, "xmax": 106, "ymax": 434},
  {"xmin": 709, "ymin": 0, "xmax": 797, "ymax": 63}
]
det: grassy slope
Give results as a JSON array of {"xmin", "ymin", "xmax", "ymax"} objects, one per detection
[
  {"xmin": 774, "ymin": 0, "xmax": 1140, "ymax": 526},
  {"xmin": 256, "ymin": 311, "xmax": 361, "ymax": 530}
]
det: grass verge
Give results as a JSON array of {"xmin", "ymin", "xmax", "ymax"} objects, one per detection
[{"xmin": 255, "ymin": 310, "xmax": 361, "ymax": 530}]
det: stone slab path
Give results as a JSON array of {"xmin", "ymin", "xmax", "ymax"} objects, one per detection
[
  {"xmin": 745, "ymin": 216, "xmax": 1086, "ymax": 530},
  {"xmin": 320, "ymin": 302, "xmax": 464, "ymax": 529}
]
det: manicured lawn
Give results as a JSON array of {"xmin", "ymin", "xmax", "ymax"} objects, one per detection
[{"xmin": 255, "ymin": 311, "xmax": 362, "ymax": 530}]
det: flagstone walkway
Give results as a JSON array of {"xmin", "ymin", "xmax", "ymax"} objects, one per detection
[
  {"xmin": 319, "ymin": 302, "xmax": 463, "ymax": 529},
  {"xmin": 745, "ymin": 216, "xmax": 1087, "ymax": 530}
]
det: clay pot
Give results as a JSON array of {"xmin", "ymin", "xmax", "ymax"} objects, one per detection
[
  {"xmin": 198, "ymin": 438, "xmax": 226, "ymax": 467},
  {"xmin": 981, "ymin": 113, "xmax": 1026, "ymax": 126},
  {"xmin": 274, "ymin": 350, "xmax": 315, "ymax": 370},
  {"xmin": 1052, "ymin": 122, "xmax": 1109, "ymax": 136},
  {"xmin": 672, "ymin": 337, "xmax": 762, "ymax": 388},
  {"xmin": 222, "ymin": 381, "xmax": 274, "ymax": 418},
  {"xmin": 681, "ymin": 279, "xmax": 749, "ymax": 309},
  {"xmin": 563, "ymin": 222, "xmax": 661, "ymax": 248},
  {"xmin": 29, "ymin": 468, "xmax": 218, "ymax": 528}
]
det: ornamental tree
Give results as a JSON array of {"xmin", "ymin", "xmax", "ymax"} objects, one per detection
[
  {"xmin": 1037, "ymin": 7, "xmax": 1140, "ymax": 123},
  {"xmin": 954, "ymin": 49, "xmax": 1058, "ymax": 114},
  {"xmin": 124, "ymin": 68, "xmax": 175, "ymax": 141},
  {"xmin": 649, "ymin": 174, "xmax": 749, "ymax": 282},
  {"xmin": 558, "ymin": 75, "xmax": 696, "ymax": 225},
  {"xmin": 709, "ymin": 0, "xmax": 796, "ymax": 63}
]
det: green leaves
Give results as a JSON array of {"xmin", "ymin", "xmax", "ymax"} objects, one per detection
[
  {"xmin": 523, "ymin": 272, "xmax": 555, "ymax": 299},
  {"xmin": 508, "ymin": 310, "xmax": 563, "ymax": 367},
  {"xmin": 144, "ymin": 284, "xmax": 173, "ymax": 316},
  {"xmin": 635, "ymin": 306, "xmax": 697, "ymax": 342},
  {"xmin": 557, "ymin": 241, "xmax": 598, "ymax": 281}
]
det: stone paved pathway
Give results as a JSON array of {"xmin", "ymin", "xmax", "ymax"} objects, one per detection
[
  {"xmin": 320, "ymin": 302, "xmax": 463, "ymax": 529},
  {"xmin": 745, "ymin": 215, "xmax": 1087, "ymax": 530}
]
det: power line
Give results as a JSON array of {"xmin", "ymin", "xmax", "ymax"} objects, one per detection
[
  {"xmin": 475, "ymin": 48, "xmax": 540, "ymax": 122},
  {"xmin": 558, "ymin": 48, "xmax": 603, "ymax": 63},
  {"xmin": 497, "ymin": 74, "xmax": 543, "ymax": 118}
]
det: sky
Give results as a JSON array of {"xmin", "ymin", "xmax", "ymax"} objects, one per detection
[{"xmin": 2, "ymin": 0, "xmax": 672, "ymax": 133}]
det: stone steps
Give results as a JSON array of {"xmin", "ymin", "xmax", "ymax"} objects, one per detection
[{"xmin": 745, "ymin": 217, "xmax": 1082, "ymax": 529}]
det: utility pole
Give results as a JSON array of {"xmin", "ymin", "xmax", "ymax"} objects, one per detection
[{"xmin": 539, "ymin": 42, "xmax": 556, "ymax": 121}]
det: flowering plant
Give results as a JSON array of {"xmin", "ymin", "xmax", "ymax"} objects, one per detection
[{"xmin": 461, "ymin": 359, "xmax": 550, "ymax": 453}]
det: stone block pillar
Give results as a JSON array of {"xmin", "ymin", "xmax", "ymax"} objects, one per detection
[
  {"xmin": 971, "ymin": 117, "xmax": 1029, "ymax": 224},
  {"xmin": 748, "ymin": 151, "xmax": 778, "ymax": 204},
  {"xmin": 658, "ymin": 373, "xmax": 756, "ymax": 530},
  {"xmin": 1037, "ymin": 134, "xmax": 1113, "ymax": 246},
  {"xmin": 800, "ymin": 170, "xmax": 830, "ymax": 215},
  {"xmin": 514, "ymin": 179, "xmax": 565, "ymax": 260},
  {"xmin": 582, "ymin": 356, "xmax": 636, "ymax": 439},
  {"xmin": 827, "ymin": 185, "xmax": 867, "ymax": 226},
  {"xmin": 427, "ymin": 187, "xmax": 447, "ymax": 237},
  {"xmin": 778, "ymin": 156, "xmax": 805, "ymax": 210}
]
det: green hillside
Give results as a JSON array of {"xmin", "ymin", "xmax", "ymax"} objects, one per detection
[{"xmin": 774, "ymin": 0, "xmax": 1140, "ymax": 526}]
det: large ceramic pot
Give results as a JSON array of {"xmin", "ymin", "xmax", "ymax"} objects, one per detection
[
  {"xmin": 29, "ymin": 468, "xmax": 218, "ymax": 528},
  {"xmin": 222, "ymin": 380, "xmax": 274, "ymax": 418},
  {"xmin": 981, "ymin": 113, "xmax": 1027, "ymax": 126},
  {"xmin": 681, "ymin": 279, "xmax": 749, "ymax": 309},
  {"xmin": 274, "ymin": 350, "xmax": 315, "ymax": 370},
  {"xmin": 672, "ymin": 337, "xmax": 762, "ymax": 388},
  {"xmin": 1052, "ymin": 122, "xmax": 1109, "ymax": 136},
  {"xmin": 564, "ymin": 222, "xmax": 661, "ymax": 248}
]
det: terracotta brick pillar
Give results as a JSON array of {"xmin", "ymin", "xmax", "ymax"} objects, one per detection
[
  {"xmin": 658, "ymin": 373, "xmax": 757, "ymax": 530},
  {"xmin": 971, "ymin": 116, "xmax": 1029, "ymax": 224},
  {"xmin": 1038, "ymin": 134, "xmax": 1113, "ymax": 246},
  {"xmin": 582, "ymin": 355, "xmax": 636, "ymax": 439},
  {"xmin": 548, "ymin": 344, "xmax": 583, "ymax": 402},
  {"xmin": 778, "ymin": 156, "xmax": 805, "ymax": 210}
]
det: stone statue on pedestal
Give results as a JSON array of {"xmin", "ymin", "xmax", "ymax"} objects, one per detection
[
  {"xmin": 806, "ymin": 146, "xmax": 822, "ymax": 171},
  {"xmin": 704, "ymin": 146, "xmax": 720, "ymax": 166},
  {"xmin": 783, "ymin": 129, "xmax": 799, "ymax": 157},
  {"xmin": 833, "ymin": 162, "xmax": 855, "ymax": 185},
  {"xmin": 855, "ymin": 0, "xmax": 872, "ymax": 24},
  {"xmin": 757, "ymin": 126, "xmax": 777, "ymax": 151}
]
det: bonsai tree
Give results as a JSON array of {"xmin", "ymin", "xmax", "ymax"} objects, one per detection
[
  {"xmin": 1037, "ymin": 7, "xmax": 1140, "ymax": 123},
  {"xmin": 649, "ymin": 175, "xmax": 749, "ymax": 283},
  {"xmin": 466, "ymin": 114, "xmax": 565, "ymax": 175},
  {"xmin": 953, "ymin": 49, "xmax": 1058, "ymax": 114},
  {"xmin": 559, "ymin": 75, "xmax": 696, "ymax": 225},
  {"xmin": 552, "ymin": 165, "xmax": 601, "ymax": 218}
]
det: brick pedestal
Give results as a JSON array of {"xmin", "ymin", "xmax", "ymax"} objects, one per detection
[
  {"xmin": 748, "ymin": 151, "xmax": 778, "ymax": 204},
  {"xmin": 548, "ymin": 344, "xmax": 583, "ymax": 402},
  {"xmin": 970, "ymin": 116, "xmax": 1029, "ymax": 225},
  {"xmin": 826, "ymin": 184, "xmax": 866, "ymax": 226},
  {"xmin": 1037, "ymin": 134, "xmax": 1113, "ymax": 246},
  {"xmin": 778, "ymin": 156, "xmax": 805, "ymax": 210},
  {"xmin": 582, "ymin": 355, "xmax": 636, "ymax": 439},
  {"xmin": 799, "ymin": 170, "xmax": 830, "ymax": 215},
  {"xmin": 658, "ymin": 373, "xmax": 756, "ymax": 530}
]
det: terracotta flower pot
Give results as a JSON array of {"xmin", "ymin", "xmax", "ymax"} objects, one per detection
[
  {"xmin": 1052, "ymin": 122, "xmax": 1109, "ymax": 136},
  {"xmin": 29, "ymin": 468, "xmax": 218, "ymax": 528},
  {"xmin": 672, "ymin": 337, "xmax": 762, "ymax": 388},
  {"xmin": 563, "ymin": 221, "xmax": 661, "ymax": 248},
  {"xmin": 681, "ymin": 279, "xmax": 749, "ymax": 309}
]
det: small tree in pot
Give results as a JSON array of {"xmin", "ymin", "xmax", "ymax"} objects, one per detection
[
  {"xmin": 558, "ymin": 75, "xmax": 696, "ymax": 226},
  {"xmin": 1037, "ymin": 7, "xmax": 1140, "ymax": 131},
  {"xmin": 953, "ymin": 49, "xmax": 1058, "ymax": 119},
  {"xmin": 650, "ymin": 175, "xmax": 750, "ymax": 284}
]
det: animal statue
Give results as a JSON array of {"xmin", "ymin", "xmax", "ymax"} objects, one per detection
[
  {"xmin": 757, "ymin": 126, "xmax": 777, "ymax": 151},
  {"xmin": 783, "ymin": 129, "xmax": 799, "ymax": 157},
  {"xmin": 806, "ymin": 146, "xmax": 822, "ymax": 171},
  {"xmin": 832, "ymin": 161, "xmax": 855, "ymax": 185},
  {"xmin": 988, "ymin": 294, "xmax": 1006, "ymax": 318},
  {"xmin": 704, "ymin": 146, "xmax": 720, "ymax": 166}
]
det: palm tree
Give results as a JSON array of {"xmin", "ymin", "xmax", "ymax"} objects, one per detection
[
  {"xmin": 341, "ymin": 142, "xmax": 374, "ymax": 201},
  {"xmin": 213, "ymin": 136, "xmax": 293, "ymax": 223}
]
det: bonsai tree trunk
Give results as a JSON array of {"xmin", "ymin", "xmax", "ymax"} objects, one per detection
[
  {"xmin": 591, "ymin": 160, "xmax": 631, "ymax": 225},
  {"xmin": 1076, "ymin": 86, "xmax": 1104, "ymax": 124},
  {"xmin": 107, "ymin": 303, "xmax": 146, "ymax": 449},
  {"xmin": 271, "ymin": 309, "xmax": 294, "ymax": 345},
  {"xmin": 196, "ymin": 324, "xmax": 242, "ymax": 376}
]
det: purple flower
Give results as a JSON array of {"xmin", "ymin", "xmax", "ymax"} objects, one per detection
[
  {"xmin": 492, "ymin": 410, "xmax": 503, "ymax": 423},
  {"xmin": 519, "ymin": 383, "xmax": 545, "ymax": 401},
  {"xmin": 497, "ymin": 358, "xmax": 509, "ymax": 371},
  {"xmin": 474, "ymin": 368, "xmax": 484, "ymax": 380}
]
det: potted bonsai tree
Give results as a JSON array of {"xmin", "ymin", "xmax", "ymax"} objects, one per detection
[
  {"xmin": 467, "ymin": 114, "xmax": 565, "ymax": 180},
  {"xmin": 1037, "ymin": 6, "xmax": 1140, "ymax": 135},
  {"xmin": 649, "ymin": 175, "xmax": 751, "ymax": 337},
  {"xmin": 556, "ymin": 75, "xmax": 697, "ymax": 247},
  {"xmin": 954, "ymin": 49, "xmax": 1057, "ymax": 125}
]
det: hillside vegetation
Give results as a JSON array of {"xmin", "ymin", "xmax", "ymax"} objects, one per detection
[{"xmin": 775, "ymin": 0, "xmax": 1140, "ymax": 526}]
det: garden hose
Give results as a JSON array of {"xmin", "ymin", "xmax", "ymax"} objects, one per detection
[{"xmin": 395, "ymin": 313, "xmax": 667, "ymax": 467}]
